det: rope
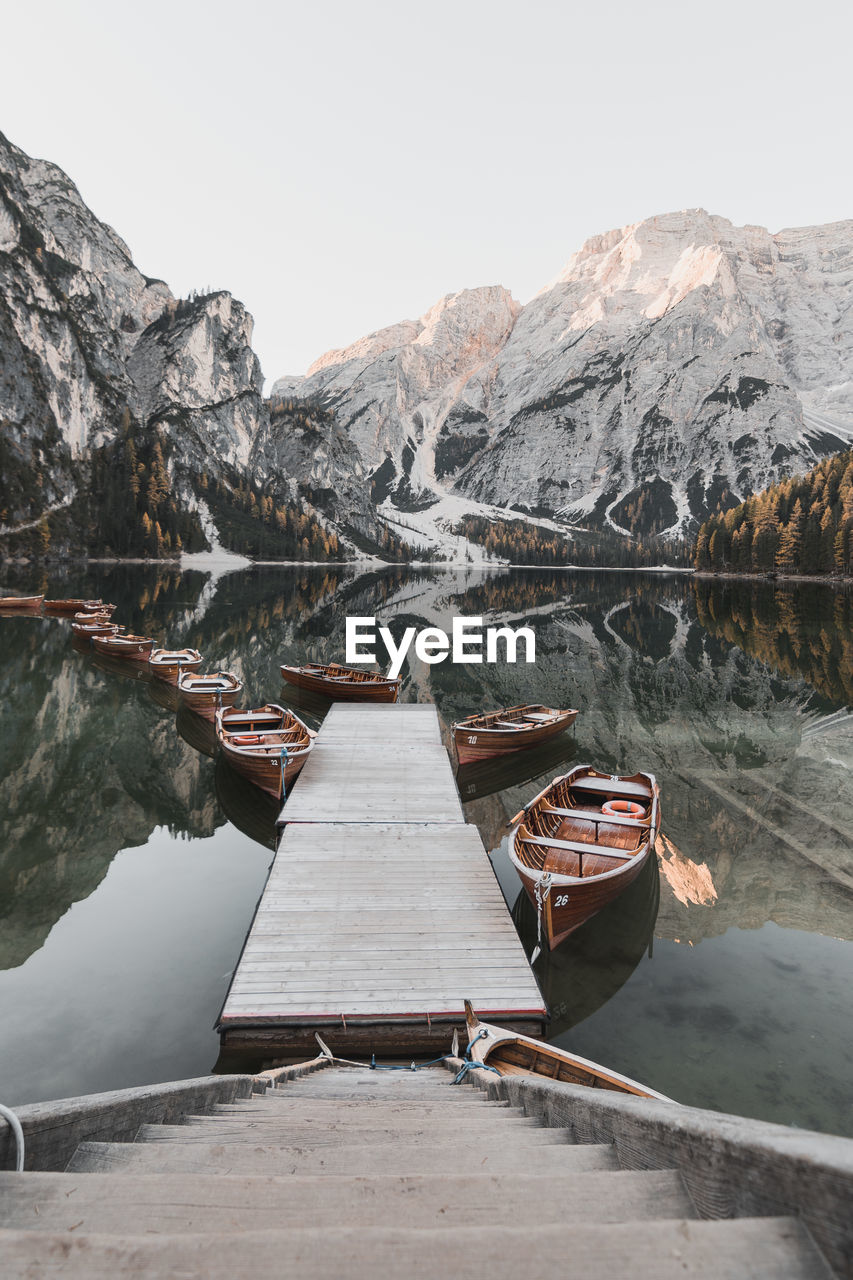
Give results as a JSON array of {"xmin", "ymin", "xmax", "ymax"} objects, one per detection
[
  {"xmin": 532, "ymin": 872, "xmax": 552, "ymax": 963},
  {"xmin": 452, "ymin": 1031, "xmax": 502, "ymax": 1084},
  {"xmin": 0, "ymin": 1104, "xmax": 25, "ymax": 1171},
  {"xmin": 279, "ymin": 745, "xmax": 289, "ymax": 799},
  {"xmin": 369, "ymin": 1053, "xmax": 450, "ymax": 1071}
]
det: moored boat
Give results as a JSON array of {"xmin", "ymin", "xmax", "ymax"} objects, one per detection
[
  {"xmin": 453, "ymin": 703, "xmax": 578, "ymax": 765},
  {"xmin": 178, "ymin": 670, "xmax": 243, "ymax": 720},
  {"xmin": 148, "ymin": 647, "xmax": 203, "ymax": 683},
  {"xmin": 44, "ymin": 598, "xmax": 104, "ymax": 615},
  {"xmin": 70, "ymin": 616, "xmax": 120, "ymax": 639},
  {"xmin": 462, "ymin": 1001, "xmax": 672, "ymax": 1100},
  {"xmin": 215, "ymin": 703, "xmax": 315, "ymax": 798},
  {"xmin": 0, "ymin": 593, "xmax": 44, "ymax": 611},
  {"xmin": 280, "ymin": 661, "xmax": 400, "ymax": 702},
  {"xmin": 509, "ymin": 764, "xmax": 660, "ymax": 951},
  {"xmin": 91, "ymin": 632, "xmax": 155, "ymax": 662}
]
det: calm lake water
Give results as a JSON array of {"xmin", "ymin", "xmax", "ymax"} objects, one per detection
[{"xmin": 1, "ymin": 565, "xmax": 851, "ymax": 1137}]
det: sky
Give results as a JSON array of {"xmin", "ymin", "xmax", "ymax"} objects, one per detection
[{"xmin": 2, "ymin": 0, "xmax": 851, "ymax": 386}]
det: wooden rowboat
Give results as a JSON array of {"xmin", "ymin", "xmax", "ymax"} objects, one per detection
[
  {"xmin": 0, "ymin": 594, "xmax": 44, "ymax": 610},
  {"xmin": 281, "ymin": 661, "xmax": 400, "ymax": 703},
  {"xmin": 509, "ymin": 764, "xmax": 660, "ymax": 952},
  {"xmin": 178, "ymin": 670, "xmax": 243, "ymax": 720},
  {"xmin": 453, "ymin": 704, "xmax": 578, "ymax": 765},
  {"xmin": 44, "ymin": 598, "xmax": 104, "ymax": 615},
  {"xmin": 70, "ymin": 617, "xmax": 119, "ymax": 638},
  {"xmin": 91, "ymin": 632, "xmax": 154, "ymax": 662},
  {"xmin": 215, "ymin": 703, "xmax": 315, "ymax": 798},
  {"xmin": 463, "ymin": 1002, "xmax": 672, "ymax": 1101},
  {"xmin": 148, "ymin": 647, "xmax": 203, "ymax": 683}
]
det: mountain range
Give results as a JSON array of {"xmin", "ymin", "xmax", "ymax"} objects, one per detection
[{"xmin": 1, "ymin": 129, "xmax": 851, "ymax": 561}]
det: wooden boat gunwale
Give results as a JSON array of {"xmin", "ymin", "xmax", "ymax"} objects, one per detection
[
  {"xmin": 463, "ymin": 1001, "xmax": 673, "ymax": 1102},
  {"xmin": 510, "ymin": 764, "xmax": 659, "ymax": 886},
  {"xmin": 453, "ymin": 703, "xmax": 577, "ymax": 737},
  {"xmin": 91, "ymin": 632, "xmax": 154, "ymax": 659}
]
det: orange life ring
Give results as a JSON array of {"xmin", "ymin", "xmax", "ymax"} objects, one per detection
[{"xmin": 601, "ymin": 799, "xmax": 645, "ymax": 818}]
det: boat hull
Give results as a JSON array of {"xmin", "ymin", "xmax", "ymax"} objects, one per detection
[
  {"xmin": 454, "ymin": 707, "xmax": 577, "ymax": 764},
  {"xmin": 281, "ymin": 663, "xmax": 399, "ymax": 702},
  {"xmin": 178, "ymin": 673, "xmax": 243, "ymax": 720},
  {"xmin": 516, "ymin": 842, "xmax": 652, "ymax": 947},
  {"xmin": 216, "ymin": 704, "xmax": 313, "ymax": 798},
  {"xmin": 509, "ymin": 765, "xmax": 659, "ymax": 951},
  {"xmin": 0, "ymin": 595, "xmax": 44, "ymax": 611},
  {"xmin": 91, "ymin": 634, "xmax": 154, "ymax": 662},
  {"xmin": 44, "ymin": 599, "xmax": 104, "ymax": 615},
  {"xmin": 464, "ymin": 1003, "xmax": 671, "ymax": 1101},
  {"xmin": 149, "ymin": 649, "xmax": 203, "ymax": 683}
]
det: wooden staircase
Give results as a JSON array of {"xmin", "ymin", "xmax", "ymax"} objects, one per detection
[{"xmin": 0, "ymin": 1063, "xmax": 839, "ymax": 1277}]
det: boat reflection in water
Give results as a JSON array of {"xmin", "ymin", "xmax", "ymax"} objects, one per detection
[
  {"xmin": 147, "ymin": 678, "xmax": 182, "ymax": 714},
  {"xmin": 175, "ymin": 704, "xmax": 217, "ymax": 758},
  {"xmin": 456, "ymin": 734, "xmax": 578, "ymax": 804},
  {"xmin": 277, "ymin": 681, "xmax": 331, "ymax": 733},
  {"xmin": 512, "ymin": 851, "xmax": 660, "ymax": 1038},
  {"xmin": 215, "ymin": 756, "xmax": 280, "ymax": 851},
  {"xmin": 90, "ymin": 650, "xmax": 154, "ymax": 684}
]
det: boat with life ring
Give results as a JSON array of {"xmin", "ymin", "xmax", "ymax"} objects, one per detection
[
  {"xmin": 215, "ymin": 703, "xmax": 315, "ymax": 798},
  {"xmin": 508, "ymin": 764, "xmax": 660, "ymax": 952},
  {"xmin": 177, "ymin": 670, "xmax": 243, "ymax": 720},
  {"xmin": 148, "ymin": 647, "xmax": 203, "ymax": 683},
  {"xmin": 452, "ymin": 703, "xmax": 578, "ymax": 764}
]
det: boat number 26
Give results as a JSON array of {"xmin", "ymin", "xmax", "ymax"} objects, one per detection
[{"xmin": 553, "ymin": 893, "xmax": 570, "ymax": 907}]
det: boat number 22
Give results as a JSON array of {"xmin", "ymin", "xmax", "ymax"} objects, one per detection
[{"xmin": 553, "ymin": 893, "xmax": 570, "ymax": 907}]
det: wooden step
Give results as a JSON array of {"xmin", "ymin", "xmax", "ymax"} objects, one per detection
[
  {"xmin": 0, "ymin": 1169, "xmax": 697, "ymax": 1231},
  {"xmin": 135, "ymin": 1115, "xmax": 549, "ymax": 1145},
  {"xmin": 208, "ymin": 1097, "xmax": 516, "ymax": 1116},
  {"xmin": 67, "ymin": 1137, "xmax": 615, "ymax": 1176},
  {"xmin": 0, "ymin": 1219, "xmax": 831, "ymax": 1278}
]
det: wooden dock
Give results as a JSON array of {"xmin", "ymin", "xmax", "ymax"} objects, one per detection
[{"xmin": 217, "ymin": 703, "xmax": 546, "ymax": 1057}]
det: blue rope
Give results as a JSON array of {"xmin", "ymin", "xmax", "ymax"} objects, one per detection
[
  {"xmin": 358, "ymin": 1026, "xmax": 501, "ymax": 1081},
  {"xmin": 369, "ymin": 1053, "xmax": 450, "ymax": 1071},
  {"xmin": 451, "ymin": 1028, "xmax": 502, "ymax": 1084}
]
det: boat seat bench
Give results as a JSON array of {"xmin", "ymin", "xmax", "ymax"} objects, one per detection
[
  {"xmin": 518, "ymin": 834, "xmax": 636, "ymax": 861},
  {"xmin": 571, "ymin": 776, "xmax": 652, "ymax": 799},
  {"xmin": 540, "ymin": 804, "xmax": 650, "ymax": 830}
]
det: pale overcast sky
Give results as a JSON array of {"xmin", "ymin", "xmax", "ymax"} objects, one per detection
[{"xmin": 2, "ymin": 0, "xmax": 851, "ymax": 386}]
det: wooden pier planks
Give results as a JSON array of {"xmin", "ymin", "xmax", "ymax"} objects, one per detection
[
  {"xmin": 218, "ymin": 703, "xmax": 546, "ymax": 1055},
  {"xmin": 279, "ymin": 703, "xmax": 463, "ymax": 825}
]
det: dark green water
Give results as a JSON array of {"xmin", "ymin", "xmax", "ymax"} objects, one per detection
[{"xmin": 0, "ymin": 565, "xmax": 851, "ymax": 1137}]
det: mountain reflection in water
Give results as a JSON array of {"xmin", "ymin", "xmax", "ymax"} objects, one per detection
[{"xmin": 0, "ymin": 563, "xmax": 851, "ymax": 1134}]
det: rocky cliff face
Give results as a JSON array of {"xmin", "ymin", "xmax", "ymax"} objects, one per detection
[
  {"xmin": 273, "ymin": 287, "xmax": 521, "ymax": 510},
  {"xmin": 0, "ymin": 132, "xmax": 267, "ymax": 553},
  {"xmin": 278, "ymin": 211, "xmax": 853, "ymax": 539}
]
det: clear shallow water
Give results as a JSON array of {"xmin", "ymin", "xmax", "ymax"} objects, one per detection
[{"xmin": 0, "ymin": 565, "xmax": 851, "ymax": 1137}]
